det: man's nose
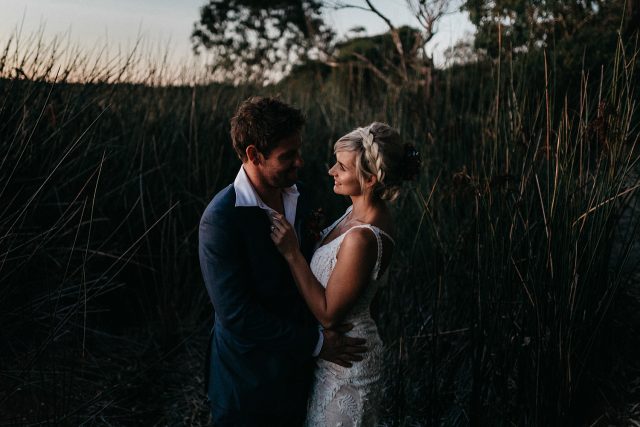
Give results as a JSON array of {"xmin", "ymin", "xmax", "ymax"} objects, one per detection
[{"xmin": 294, "ymin": 152, "xmax": 304, "ymax": 168}]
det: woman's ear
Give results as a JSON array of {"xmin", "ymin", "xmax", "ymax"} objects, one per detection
[{"xmin": 364, "ymin": 174, "xmax": 378, "ymax": 190}]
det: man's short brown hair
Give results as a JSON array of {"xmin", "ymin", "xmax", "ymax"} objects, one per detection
[{"xmin": 230, "ymin": 96, "xmax": 305, "ymax": 161}]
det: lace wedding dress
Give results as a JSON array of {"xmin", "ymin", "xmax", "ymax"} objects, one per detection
[{"xmin": 305, "ymin": 206, "xmax": 394, "ymax": 427}]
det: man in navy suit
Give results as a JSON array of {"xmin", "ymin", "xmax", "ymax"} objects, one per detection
[{"xmin": 199, "ymin": 97, "xmax": 366, "ymax": 426}]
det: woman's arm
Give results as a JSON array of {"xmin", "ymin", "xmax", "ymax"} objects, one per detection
[{"xmin": 270, "ymin": 213, "xmax": 377, "ymax": 329}]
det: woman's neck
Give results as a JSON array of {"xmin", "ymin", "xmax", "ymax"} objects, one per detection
[{"xmin": 349, "ymin": 194, "xmax": 381, "ymax": 223}]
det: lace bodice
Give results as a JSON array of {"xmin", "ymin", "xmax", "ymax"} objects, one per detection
[
  {"xmin": 310, "ymin": 206, "xmax": 392, "ymax": 322},
  {"xmin": 305, "ymin": 206, "xmax": 393, "ymax": 427}
]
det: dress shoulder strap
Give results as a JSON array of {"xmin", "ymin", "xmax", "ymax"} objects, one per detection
[{"xmin": 370, "ymin": 225, "xmax": 396, "ymax": 245}]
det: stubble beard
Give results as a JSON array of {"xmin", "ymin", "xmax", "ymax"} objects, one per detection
[{"xmin": 275, "ymin": 168, "xmax": 299, "ymax": 188}]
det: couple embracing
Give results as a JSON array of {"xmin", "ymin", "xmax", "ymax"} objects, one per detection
[{"xmin": 199, "ymin": 96, "xmax": 419, "ymax": 426}]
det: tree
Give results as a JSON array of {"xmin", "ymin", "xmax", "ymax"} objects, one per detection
[
  {"xmin": 191, "ymin": 0, "xmax": 334, "ymax": 83},
  {"xmin": 462, "ymin": 0, "xmax": 629, "ymax": 59},
  {"xmin": 329, "ymin": 25, "xmax": 427, "ymax": 89},
  {"xmin": 191, "ymin": 0, "xmax": 451, "ymax": 90},
  {"xmin": 330, "ymin": 0, "xmax": 450, "ymax": 93}
]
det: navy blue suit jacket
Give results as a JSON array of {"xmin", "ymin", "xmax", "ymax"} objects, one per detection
[{"xmin": 198, "ymin": 182, "xmax": 318, "ymax": 424}]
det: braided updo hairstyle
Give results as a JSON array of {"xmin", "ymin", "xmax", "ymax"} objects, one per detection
[{"xmin": 334, "ymin": 122, "xmax": 420, "ymax": 202}]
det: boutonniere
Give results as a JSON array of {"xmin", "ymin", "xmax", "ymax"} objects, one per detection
[{"xmin": 305, "ymin": 207, "xmax": 326, "ymax": 244}]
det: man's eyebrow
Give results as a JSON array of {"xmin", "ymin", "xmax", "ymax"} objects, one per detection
[{"xmin": 280, "ymin": 149, "xmax": 297, "ymax": 157}]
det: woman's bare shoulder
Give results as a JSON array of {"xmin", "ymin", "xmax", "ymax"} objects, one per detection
[{"xmin": 340, "ymin": 226, "xmax": 378, "ymax": 253}]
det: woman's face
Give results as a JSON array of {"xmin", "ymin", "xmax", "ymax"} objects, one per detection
[{"xmin": 328, "ymin": 150, "xmax": 362, "ymax": 196}]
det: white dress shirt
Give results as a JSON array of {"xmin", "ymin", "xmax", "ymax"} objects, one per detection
[{"xmin": 233, "ymin": 166, "xmax": 324, "ymax": 357}]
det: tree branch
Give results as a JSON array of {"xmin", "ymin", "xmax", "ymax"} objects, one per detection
[
  {"xmin": 363, "ymin": 0, "xmax": 395, "ymax": 31},
  {"xmin": 363, "ymin": 0, "xmax": 408, "ymax": 81},
  {"xmin": 351, "ymin": 51, "xmax": 397, "ymax": 88},
  {"xmin": 329, "ymin": 2, "xmax": 374, "ymax": 13}
]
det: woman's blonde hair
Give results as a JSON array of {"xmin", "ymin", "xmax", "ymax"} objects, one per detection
[{"xmin": 334, "ymin": 122, "xmax": 406, "ymax": 201}]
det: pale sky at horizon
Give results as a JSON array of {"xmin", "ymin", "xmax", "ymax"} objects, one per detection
[{"xmin": 0, "ymin": 0, "xmax": 475, "ymax": 81}]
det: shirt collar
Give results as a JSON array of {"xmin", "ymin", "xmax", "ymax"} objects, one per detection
[{"xmin": 233, "ymin": 165, "xmax": 299, "ymax": 211}]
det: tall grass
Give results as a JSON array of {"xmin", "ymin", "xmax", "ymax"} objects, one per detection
[
  {"xmin": 280, "ymin": 34, "xmax": 640, "ymax": 424},
  {"xmin": 0, "ymin": 30, "xmax": 248, "ymax": 424},
  {"xmin": 371, "ymin": 40, "xmax": 639, "ymax": 424},
  {"xmin": 0, "ymin": 27, "xmax": 638, "ymax": 425}
]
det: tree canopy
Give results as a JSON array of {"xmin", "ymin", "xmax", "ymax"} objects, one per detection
[
  {"xmin": 191, "ymin": 0, "xmax": 334, "ymax": 82},
  {"xmin": 463, "ymin": 0, "xmax": 630, "ymax": 58},
  {"xmin": 191, "ymin": 0, "xmax": 450, "ymax": 87}
]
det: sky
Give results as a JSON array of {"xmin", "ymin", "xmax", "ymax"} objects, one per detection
[{"xmin": 0, "ymin": 0, "xmax": 475, "ymax": 82}]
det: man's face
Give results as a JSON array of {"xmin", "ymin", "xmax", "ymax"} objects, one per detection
[{"xmin": 257, "ymin": 132, "xmax": 304, "ymax": 188}]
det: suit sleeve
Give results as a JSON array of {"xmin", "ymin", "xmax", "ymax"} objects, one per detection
[{"xmin": 199, "ymin": 208, "xmax": 318, "ymax": 358}]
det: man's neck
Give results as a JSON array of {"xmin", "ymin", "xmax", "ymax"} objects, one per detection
[{"xmin": 243, "ymin": 164, "xmax": 284, "ymax": 213}]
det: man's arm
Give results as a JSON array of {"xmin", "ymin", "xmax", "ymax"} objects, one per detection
[{"xmin": 199, "ymin": 209, "xmax": 318, "ymax": 357}]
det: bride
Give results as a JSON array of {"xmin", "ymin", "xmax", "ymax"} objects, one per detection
[{"xmin": 270, "ymin": 122, "xmax": 420, "ymax": 426}]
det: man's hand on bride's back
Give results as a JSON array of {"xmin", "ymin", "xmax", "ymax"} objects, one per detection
[{"xmin": 319, "ymin": 323, "xmax": 367, "ymax": 368}]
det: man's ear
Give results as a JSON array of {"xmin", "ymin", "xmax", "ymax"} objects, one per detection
[{"xmin": 246, "ymin": 145, "xmax": 262, "ymax": 165}]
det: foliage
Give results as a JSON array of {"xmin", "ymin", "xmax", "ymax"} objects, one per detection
[
  {"xmin": 191, "ymin": 0, "xmax": 451, "ymax": 91},
  {"xmin": 462, "ymin": 0, "xmax": 628, "ymax": 59},
  {"xmin": 1, "ymin": 25, "xmax": 640, "ymax": 426},
  {"xmin": 283, "ymin": 26, "xmax": 429, "ymax": 93},
  {"xmin": 333, "ymin": 26, "xmax": 428, "ymax": 87},
  {"xmin": 191, "ymin": 0, "xmax": 333, "ymax": 83},
  {"xmin": 0, "ymin": 36, "xmax": 250, "ymax": 423}
]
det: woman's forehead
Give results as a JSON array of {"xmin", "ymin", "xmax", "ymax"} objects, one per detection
[{"xmin": 336, "ymin": 150, "xmax": 358, "ymax": 163}]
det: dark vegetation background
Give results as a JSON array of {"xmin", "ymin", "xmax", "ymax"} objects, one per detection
[{"xmin": 1, "ymin": 0, "xmax": 640, "ymax": 425}]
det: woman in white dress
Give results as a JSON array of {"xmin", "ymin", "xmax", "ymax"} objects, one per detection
[{"xmin": 270, "ymin": 122, "xmax": 420, "ymax": 426}]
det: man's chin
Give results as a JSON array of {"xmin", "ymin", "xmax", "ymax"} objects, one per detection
[
  {"xmin": 273, "ymin": 176, "xmax": 297, "ymax": 188},
  {"xmin": 282, "ymin": 172, "xmax": 299, "ymax": 187}
]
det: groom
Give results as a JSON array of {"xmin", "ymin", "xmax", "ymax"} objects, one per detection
[{"xmin": 199, "ymin": 96, "xmax": 366, "ymax": 426}]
